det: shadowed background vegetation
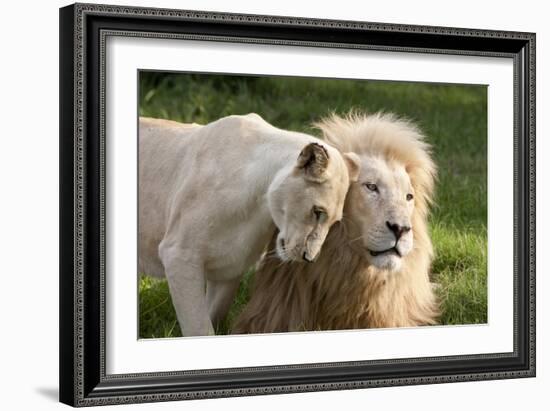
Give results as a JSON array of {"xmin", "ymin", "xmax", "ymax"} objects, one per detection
[{"xmin": 138, "ymin": 72, "xmax": 487, "ymax": 338}]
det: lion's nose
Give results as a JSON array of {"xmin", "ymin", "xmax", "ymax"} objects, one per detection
[{"xmin": 386, "ymin": 221, "xmax": 411, "ymax": 240}]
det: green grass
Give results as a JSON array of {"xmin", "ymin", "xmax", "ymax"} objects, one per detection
[{"xmin": 138, "ymin": 72, "xmax": 487, "ymax": 338}]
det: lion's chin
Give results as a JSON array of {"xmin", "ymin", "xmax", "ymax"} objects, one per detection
[{"xmin": 368, "ymin": 254, "xmax": 403, "ymax": 272}]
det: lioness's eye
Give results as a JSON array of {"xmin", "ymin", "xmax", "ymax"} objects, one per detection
[
  {"xmin": 313, "ymin": 207, "xmax": 327, "ymax": 221},
  {"xmin": 406, "ymin": 193, "xmax": 414, "ymax": 201},
  {"xmin": 364, "ymin": 183, "xmax": 378, "ymax": 192}
]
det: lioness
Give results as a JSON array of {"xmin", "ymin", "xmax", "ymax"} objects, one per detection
[{"xmin": 139, "ymin": 114, "xmax": 360, "ymax": 336}]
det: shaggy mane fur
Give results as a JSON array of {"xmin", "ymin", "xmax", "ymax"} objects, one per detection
[{"xmin": 233, "ymin": 113, "xmax": 439, "ymax": 333}]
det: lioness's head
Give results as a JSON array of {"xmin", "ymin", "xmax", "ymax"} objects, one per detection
[
  {"xmin": 316, "ymin": 112, "xmax": 436, "ymax": 272},
  {"xmin": 268, "ymin": 142, "xmax": 360, "ymax": 262}
]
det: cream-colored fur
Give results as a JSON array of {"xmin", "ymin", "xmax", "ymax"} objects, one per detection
[
  {"xmin": 233, "ymin": 113, "xmax": 439, "ymax": 333},
  {"xmin": 139, "ymin": 114, "xmax": 360, "ymax": 336}
]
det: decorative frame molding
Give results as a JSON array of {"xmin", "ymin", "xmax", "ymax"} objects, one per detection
[{"xmin": 59, "ymin": 3, "xmax": 535, "ymax": 407}]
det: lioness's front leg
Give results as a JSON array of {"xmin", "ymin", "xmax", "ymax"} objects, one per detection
[
  {"xmin": 206, "ymin": 278, "xmax": 241, "ymax": 330},
  {"xmin": 159, "ymin": 243, "xmax": 214, "ymax": 336}
]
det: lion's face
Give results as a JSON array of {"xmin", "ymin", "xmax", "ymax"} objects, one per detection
[
  {"xmin": 269, "ymin": 143, "xmax": 360, "ymax": 263},
  {"xmin": 346, "ymin": 155, "xmax": 415, "ymax": 272}
]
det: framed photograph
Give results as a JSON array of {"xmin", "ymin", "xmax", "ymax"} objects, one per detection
[{"xmin": 59, "ymin": 3, "xmax": 536, "ymax": 407}]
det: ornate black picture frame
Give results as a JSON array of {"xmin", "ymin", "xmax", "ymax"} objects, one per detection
[{"xmin": 59, "ymin": 3, "xmax": 535, "ymax": 407}]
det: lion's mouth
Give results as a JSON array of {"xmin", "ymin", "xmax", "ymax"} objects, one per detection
[{"xmin": 368, "ymin": 247, "xmax": 401, "ymax": 257}]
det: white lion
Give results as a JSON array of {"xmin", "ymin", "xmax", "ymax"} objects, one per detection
[
  {"xmin": 139, "ymin": 114, "xmax": 360, "ymax": 336},
  {"xmin": 234, "ymin": 113, "xmax": 439, "ymax": 333}
]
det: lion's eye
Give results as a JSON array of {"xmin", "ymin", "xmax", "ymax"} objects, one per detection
[
  {"xmin": 364, "ymin": 183, "xmax": 378, "ymax": 192},
  {"xmin": 406, "ymin": 193, "xmax": 414, "ymax": 201},
  {"xmin": 313, "ymin": 207, "xmax": 327, "ymax": 221}
]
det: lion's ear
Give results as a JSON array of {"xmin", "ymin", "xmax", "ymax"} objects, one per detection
[
  {"xmin": 296, "ymin": 142, "xmax": 330, "ymax": 182},
  {"xmin": 342, "ymin": 152, "xmax": 361, "ymax": 182}
]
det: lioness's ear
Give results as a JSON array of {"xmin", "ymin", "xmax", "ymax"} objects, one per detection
[
  {"xmin": 296, "ymin": 142, "xmax": 330, "ymax": 182},
  {"xmin": 343, "ymin": 152, "xmax": 361, "ymax": 182}
]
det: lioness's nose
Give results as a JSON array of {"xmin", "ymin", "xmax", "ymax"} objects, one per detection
[
  {"xmin": 303, "ymin": 251, "xmax": 319, "ymax": 263},
  {"xmin": 386, "ymin": 221, "xmax": 411, "ymax": 240}
]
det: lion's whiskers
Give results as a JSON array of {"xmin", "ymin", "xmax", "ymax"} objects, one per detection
[{"xmin": 348, "ymin": 235, "xmax": 365, "ymax": 244}]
